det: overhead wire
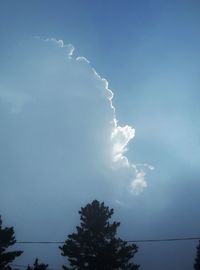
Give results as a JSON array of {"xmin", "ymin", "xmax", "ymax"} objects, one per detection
[
  {"xmin": 15, "ymin": 236, "xmax": 200, "ymax": 244},
  {"xmin": 10, "ymin": 238, "xmax": 200, "ymax": 269}
]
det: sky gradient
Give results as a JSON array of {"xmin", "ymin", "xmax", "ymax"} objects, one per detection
[{"xmin": 0, "ymin": 1, "xmax": 200, "ymax": 269}]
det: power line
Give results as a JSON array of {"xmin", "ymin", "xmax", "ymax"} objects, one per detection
[
  {"xmin": 9, "ymin": 238, "xmax": 200, "ymax": 269},
  {"xmin": 127, "ymin": 237, "xmax": 200, "ymax": 243},
  {"xmin": 15, "ymin": 237, "xmax": 200, "ymax": 244}
]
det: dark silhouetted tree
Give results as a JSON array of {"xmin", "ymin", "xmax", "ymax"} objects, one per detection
[
  {"xmin": 60, "ymin": 200, "xmax": 139, "ymax": 270},
  {"xmin": 26, "ymin": 258, "xmax": 49, "ymax": 270},
  {"xmin": 0, "ymin": 216, "xmax": 23, "ymax": 270},
  {"xmin": 194, "ymin": 240, "xmax": 200, "ymax": 270}
]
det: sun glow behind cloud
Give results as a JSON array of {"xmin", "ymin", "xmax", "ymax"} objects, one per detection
[
  {"xmin": 0, "ymin": 38, "xmax": 153, "ymax": 198},
  {"xmin": 0, "ymin": 36, "xmax": 157, "ymax": 269}
]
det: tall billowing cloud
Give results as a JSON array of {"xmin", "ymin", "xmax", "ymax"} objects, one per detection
[
  {"xmin": 0, "ymin": 38, "xmax": 151, "ymax": 196},
  {"xmin": 0, "ymin": 38, "xmax": 152, "ymax": 266}
]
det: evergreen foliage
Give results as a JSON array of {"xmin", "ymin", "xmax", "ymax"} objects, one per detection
[
  {"xmin": 60, "ymin": 200, "xmax": 139, "ymax": 270},
  {"xmin": 0, "ymin": 216, "xmax": 23, "ymax": 270},
  {"xmin": 194, "ymin": 240, "xmax": 200, "ymax": 270},
  {"xmin": 26, "ymin": 258, "xmax": 49, "ymax": 270}
]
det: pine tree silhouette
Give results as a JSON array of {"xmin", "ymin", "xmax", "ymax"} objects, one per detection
[
  {"xmin": 194, "ymin": 240, "xmax": 200, "ymax": 270},
  {"xmin": 26, "ymin": 258, "xmax": 49, "ymax": 270},
  {"xmin": 0, "ymin": 216, "xmax": 23, "ymax": 270},
  {"xmin": 60, "ymin": 200, "xmax": 139, "ymax": 270}
]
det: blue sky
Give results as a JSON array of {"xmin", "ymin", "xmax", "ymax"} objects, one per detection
[{"xmin": 1, "ymin": 1, "xmax": 200, "ymax": 269}]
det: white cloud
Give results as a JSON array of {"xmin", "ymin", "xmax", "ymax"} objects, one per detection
[
  {"xmin": 130, "ymin": 164, "xmax": 154, "ymax": 194},
  {"xmin": 76, "ymin": 56, "xmax": 90, "ymax": 64},
  {"xmin": 0, "ymin": 37, "xmax": 152, "ymax": 195},
  {"xmin": 130, "ymin": 170, "xmax": 147, "ymax": 195},
  {"xmin": 111, "ymin": 125, "xmax": 135, "ymax": 167},
  {"xmin": 0, "ymin": 37, "xmax": 155, "ymax": 268}
]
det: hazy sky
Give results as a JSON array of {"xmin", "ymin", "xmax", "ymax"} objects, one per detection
[{"xmin": 0, "ymin": 1, "xmax": 200, "ymax": 269}]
